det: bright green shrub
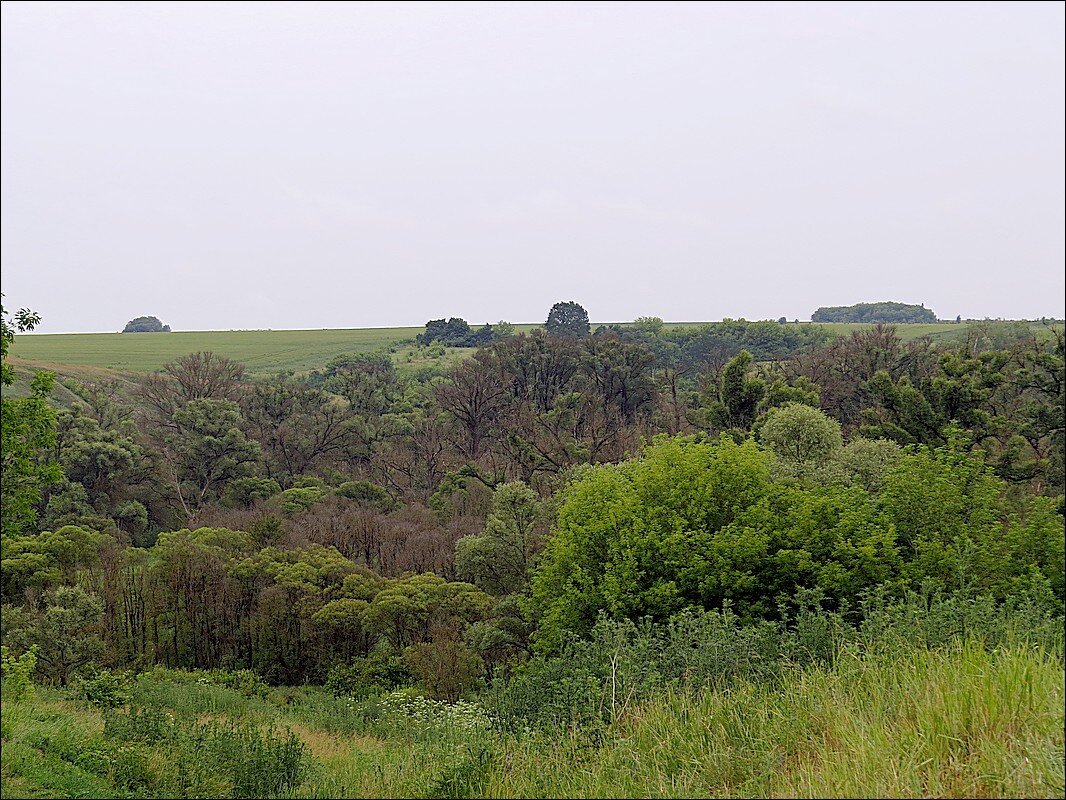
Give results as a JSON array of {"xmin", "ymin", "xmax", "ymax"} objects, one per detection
[
  {"xmin": 0, "ymin": 644, "xmax": 37, "ymax": 701},
  {"xmin": 74, "ymin": 668, "xmax": 133, "ymax": 708},
  {"xmin": 278, "ymin": 486, "xmax": 326, "ymax": 514}
]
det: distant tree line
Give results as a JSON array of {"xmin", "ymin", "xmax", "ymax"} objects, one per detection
[{"xmin": 812, "ymin": 302, "xmax": 937, "ymax": 324}]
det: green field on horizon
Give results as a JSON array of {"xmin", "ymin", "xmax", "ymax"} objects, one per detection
[
  {"xmin": 9, "ymin": 326, "xmax": 435, "ymax": 375},
  {"xmin": 7, "ymin": 320, "xmax": 1056, "ymax": 377}
]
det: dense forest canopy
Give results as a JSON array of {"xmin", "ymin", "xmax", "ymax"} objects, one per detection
[
  {"xmin": 812, "ymin": 301, "xmax": 938, "ymax": 323},
  {"xmin": 2, "ymin": 299, "xmax": 1063, "ymax": 796}
]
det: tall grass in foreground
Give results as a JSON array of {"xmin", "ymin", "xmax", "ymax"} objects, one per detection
[
  {"xmin": 295, "ymin": 641, "xmax": 1064, "ymax": 799},
  {"xmin": 3, "ymin": 636, "xmax": 1063, "ymax": 798}
]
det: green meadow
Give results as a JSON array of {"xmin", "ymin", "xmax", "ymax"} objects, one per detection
[{"xmin": 8, "ymin": 327, "xmax": 432, "ymax": 375}]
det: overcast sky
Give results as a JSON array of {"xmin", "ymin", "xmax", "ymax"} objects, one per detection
[{"xmin": 2, "ymin": 1, "xmax": 1063, "ymax": 333}]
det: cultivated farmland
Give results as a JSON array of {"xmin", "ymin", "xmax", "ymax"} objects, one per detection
[{"xmin": 8, "ymin": 321, "xmax": 1051, "ymax": 377}]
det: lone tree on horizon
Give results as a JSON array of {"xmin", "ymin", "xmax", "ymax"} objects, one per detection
[
  {"xmin": 122, "ymin": 315, "xmax": 171, "ymax": 333},
  {"xmin": 545, "ymin": 301, "xmax": 590, "ymax": 338}
]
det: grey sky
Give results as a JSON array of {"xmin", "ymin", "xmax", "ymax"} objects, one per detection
[{"xmin": 2, "ymin": 1, "xmax": 1063, "ymax": 333}]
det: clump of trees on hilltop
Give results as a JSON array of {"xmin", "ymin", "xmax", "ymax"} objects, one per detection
[
  {"xmin": 122, "ymin": 315, "xmax": 171, "ymax": 333},
  {"xmin": 812, "ymin": 302, "xmax": 937, "ymax": 324},
  {"xmin": 416, "ymin": 318, "xmax": 494, "ymax": 347},
  {"xmin": 418, "ymin": 301, "xmax": 594, "ymax": 348}
]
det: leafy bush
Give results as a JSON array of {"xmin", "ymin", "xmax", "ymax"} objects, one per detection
[
  {"xmin": 132, "ymin": 666, "xmax": 270, "ymax": 699},
  {"xmin": 202, "ymin": 668, "xmax": 270, "ymax": 699},
  {"xmin": 222, "ymin": 476, "xmax": 281, "ymax": 508},
  {"xmin": 291, "ymin": 475, "xmax": 327, "ymax": 490},
  {"xmin": 103, "ymin": 704, "xmax": 178, "ymax": 744},
  {"xmin": 278, "ymin": 486, "xmax": 327, "ymax": 514},
  {"xmin": 0, "ymin": 644, "xmax": 37, "ymax": 701},
  {"xmin": 855, "ymin": 581, "xmax": 1065, "ymax": 656},
  {"xmin": 759, "ymin": 403, "xmax": 843, "ymax": 466},
  {"xmin": 335, "ymin": 479, "xmax": 394, "ymax": 511},
  {"xmin": 74, "ymin": 668, "xmax": 133, "ymax": 708},
  {"xmin": 325, "ymin": 645, "xmax": 409, "ymax": 699},
  {"xmin": 113, "ymin": 500, "xmax": 149, "ymax": 535},
  {"xmin": 404, "ymin": 639, "xmax": 484, "ymax": 701}
]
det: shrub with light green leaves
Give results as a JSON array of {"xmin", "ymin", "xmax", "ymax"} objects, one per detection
[{"xmin": 1, "ymin": 644, "xmax": 37, "ymax": 701}]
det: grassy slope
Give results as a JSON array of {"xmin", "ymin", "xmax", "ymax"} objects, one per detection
[
  {"xmin": 0, "ymin": 363, "xmax": 133, "ymax": 403},
  {"xmin": 8, "ymin": 327, "xmax": 432, "ymax": 374},
  {"xmin": 2, "ymin": 643, "xmax": 1062, "ymax": 799},
  {"xmin": 9, "ymin": 321, "xmax": 1043, "ymax": 378}
]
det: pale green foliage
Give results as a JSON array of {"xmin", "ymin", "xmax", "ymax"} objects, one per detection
[
  {"xmin": 0, "ymin": 644, "xmax": 38, "ymax": 701},
  {"xmin": 156, "ymin": 526, "xmax": 257, "ymax": 556},
  {"xmin": 463, "ymin": 603, "xmax": 530, "ymax": 666},
  {"xmin": 1, "ymin": 525, "xmax": 114, "ymax": 602},
  {"xmin": 379, "ymin": 689, "xmax": 492, "ymax": 733},
  {"xmin": 361, "ymin": 574, "xmax": 492, "ymax": 650},
  {"xmin": 758, "ymin": 375, "xmax": 820, "ymax": 412},
  {"xmin": 313, "ymin": 570, "xmax": 493, "ymax": 654},
  {"xmin": 278, "ymin": 486, "xmax": 327, "ymax": 514},
  {"xmin": 759, "ymin": 403, "xmax": 843, "ymax": 466},
  {"xmin": 880, "ymin": 440, "xmax": 1065, "ymax": 600},
  {"xmin": 486, "ymin": 642, "xmax": 1064, "ymax": 798},
  {"xmin": 54, "ymin": 408, "xmax": 143, "ymax": 499},
  {"xmin": 335, "ymin": 480, "xmax": 393, "ymax": 511},
  {"xmin": 74, "ymin": 668, "xmax": 134, "ymax": 708},
  {"xmin": 237, "ymin": 543, "xmax": 355, "ymax": 592},
  {"xmin": 528, "ymin": 432, "xmax": 1065, "ymax": 651},
  {"xmin": 40, "ymin": 480, "xmax": 103, "ymax": 533},
  {"xmin": 493, "ymin": 320, "xmax": 517, "ymax": 338},
  {"xmin": 633, "ymin": 316, "xmax": 664, "ymax": 335},
  {"xmin": 832, "ymin": 436, "xmax": 903, "ymax": 491},
  {"xmin": 221, "ymin": 476, "xmax": 282, "ymax": 508},
  {"xmin": 113, "ymin": 501, "xmax": 149, "ymax": 535}
]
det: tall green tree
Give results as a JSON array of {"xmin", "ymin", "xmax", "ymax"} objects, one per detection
[
  {"xmin": 759, "ymin": 403, "xmax": 843, "ymax": 467},
  {"xmin": 455, "ymin": 481, "xmax": 543, "ymax": 595},
  {"xmin": 545, "ymin": 301, "xmax": 591, "ymax": 338},
  {"xmin": 701, "ymin": 349, "xmax": 765, "ymax": 433},
  {"xmin": 161, "ymin": 399, "xmax": 261, "ymax": 516},
  {"xmin": 529, "ymin": 435, "xmax": 778, "ymax": 651},
  {"xmin": 1, "ymin": 303, "xmax": 62, "ymax": 538},
  {"xmin": 1, "ymin": 586, "xmax": 105, "ymax": 685}
]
